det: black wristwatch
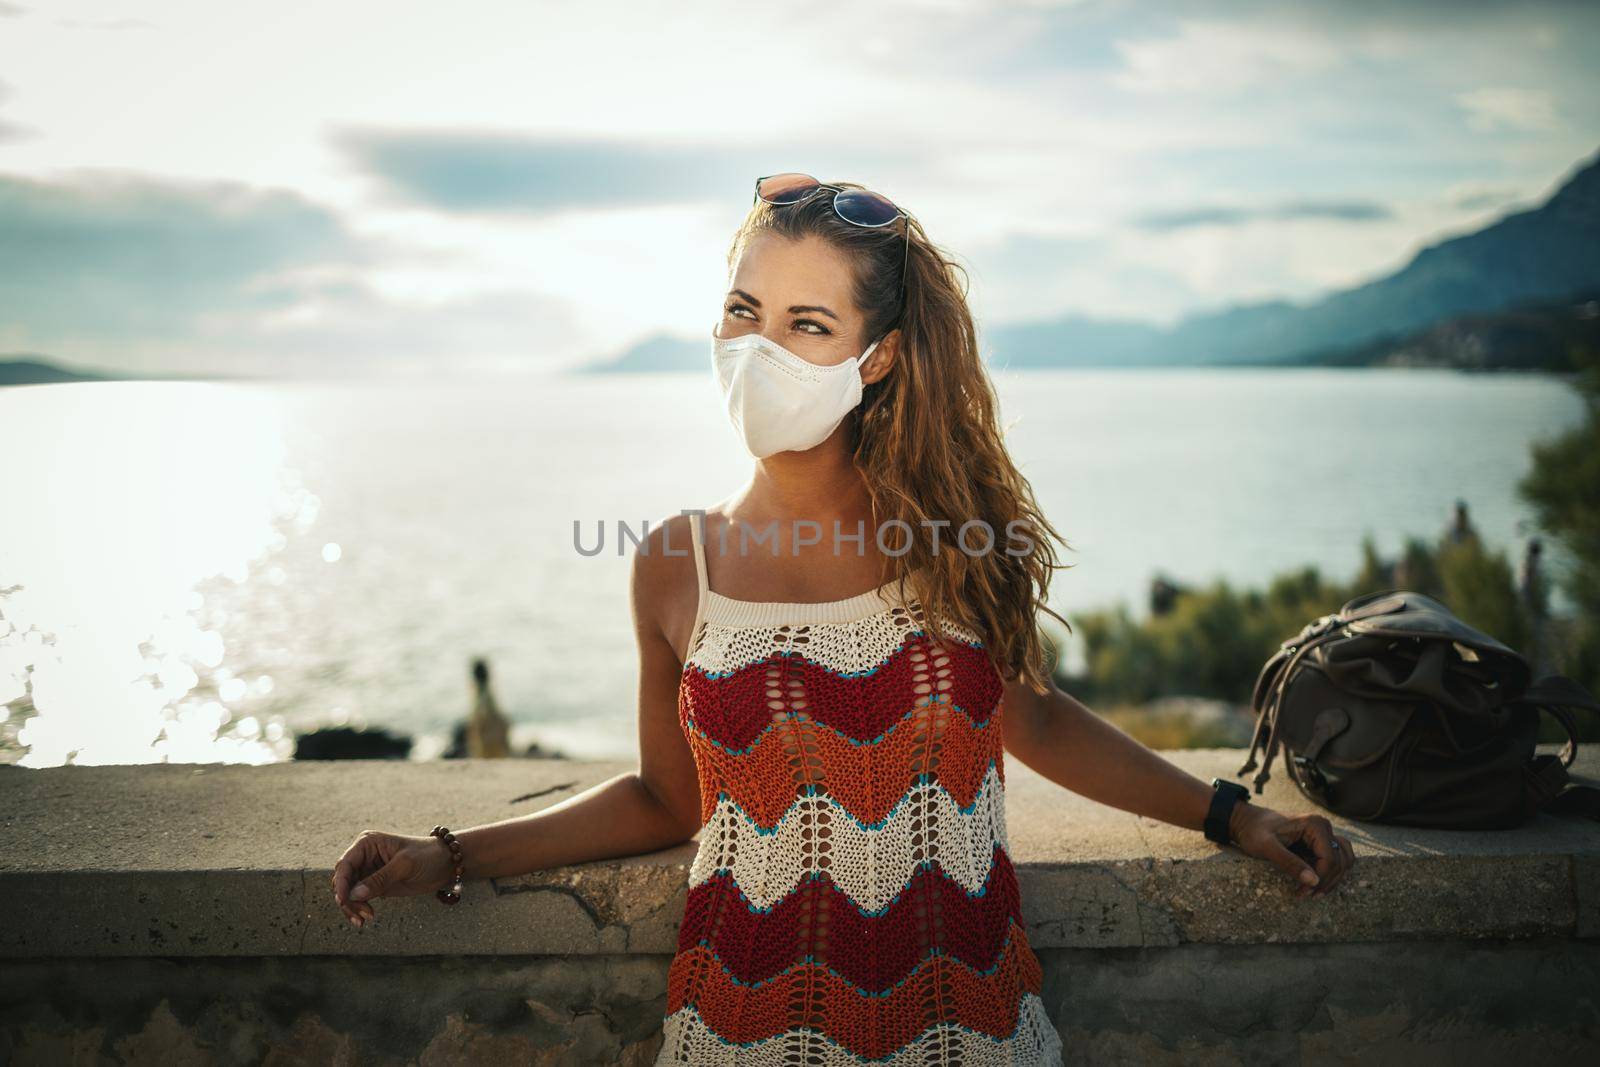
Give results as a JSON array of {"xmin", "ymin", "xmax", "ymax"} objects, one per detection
[{"xmin": 1205, "ymin": 777, "xmax": 1251, "ymax": 845}]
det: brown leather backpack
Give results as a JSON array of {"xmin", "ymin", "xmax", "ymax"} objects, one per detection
[{"xmin": 1235, "ymin": 588, "xmax": 1600, "ymax": 828}]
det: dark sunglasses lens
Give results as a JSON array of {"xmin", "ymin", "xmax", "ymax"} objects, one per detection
[
  {"xmin": 833, "ymin": 189, "xmax": 902, "ymax": 227},
  {"xmin": 758, "ymin": 173, "xmax": 820, "ymax": 204}
]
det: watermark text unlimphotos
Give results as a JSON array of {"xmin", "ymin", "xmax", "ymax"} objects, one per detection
[{"xmin": 573, "ymin": 511, "xmax": 1037, "ymax": 558}]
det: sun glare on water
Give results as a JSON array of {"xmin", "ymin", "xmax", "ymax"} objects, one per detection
[{"xmin": 0, "ymin": 382, "xmax": 312, "ymax": 767}]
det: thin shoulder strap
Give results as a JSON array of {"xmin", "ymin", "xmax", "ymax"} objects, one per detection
[{"xmin": 685, "ymin": 512, "xmax": 711, "ymax": 661}]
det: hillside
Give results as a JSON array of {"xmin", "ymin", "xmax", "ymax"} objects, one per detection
[
  {"xmin": 0, "ymin": 356, "xmax": 253, "ymax": 387},
  {"xmin": 989, "ymin": 147, "xmax": 1600, "ymax": 368},
  {"xmin": 582, "ymin": 332, "xmax": 708, "ymax": 375},
  {"xmin": 578, "ymin": 147, "xmax": 1600, "ymax": 374},
  {"xmin": 0, "ymin": 356, "xmax": 116, "ymax": 386},
  {"xmin": 1293, "ymin": 290, "xmax": 1600, "ymax": 372}
]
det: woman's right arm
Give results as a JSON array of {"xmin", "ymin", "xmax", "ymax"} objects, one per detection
[{"xmin": 331, "ymin": 521, "xmax": 704, "ymax": 926}]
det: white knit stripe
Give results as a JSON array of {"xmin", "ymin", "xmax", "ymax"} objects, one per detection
[
  {"xmin": 654, "ymin": 993, "xmax": 1065, "ymax": 1067},
  {"xmin": 687, "ymin": 606, "xmax": 986, "ymax": 678},
  {"xmin": 696, "ymin": 566, "xmax": 932, "ymax": 629},
  {"xmin": 687, "ymin": 762, "xmax": 1010, "ymax": 913},
  {"xmin": 705, "ymin": 579, "xmax": 908, "ymax": 628}
]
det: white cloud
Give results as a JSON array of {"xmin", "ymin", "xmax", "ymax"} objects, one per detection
[
  {"xmin": 0, "ymin": 0, "xmax": 1596, "ymax": 374},
  {"xmin": 1442, "ymin": 179, "xmax": 1533, "ymax": 214},
  {"xmin": 1112, "ymin": 19, "xmax": 1345, "ymax": 95},
  {"xmin": 1458, "ymin": 87, "xmax": 1560, "ymax": 133}
]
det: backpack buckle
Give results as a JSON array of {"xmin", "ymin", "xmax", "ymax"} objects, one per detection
[
  {"xmin": 1283, "ymin": 612, "xmax": 1346, "ymax": 650},
  {"xmin": 1293, "ymin": 754, "xmax": 1329, "ymax": 794}
]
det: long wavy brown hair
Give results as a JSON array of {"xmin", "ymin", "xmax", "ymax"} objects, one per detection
[{"xmin": 727, "ymin": 180, "xmax": 1075, "ymax": 693}]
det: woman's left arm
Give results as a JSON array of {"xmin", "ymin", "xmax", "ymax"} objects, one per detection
[{"xmin": 1000, "ymin": 674, "xmax": 1356, "ymax": 899}]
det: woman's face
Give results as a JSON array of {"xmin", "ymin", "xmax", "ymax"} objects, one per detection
[{"xmin": 718, "ymin": 231, "xmax": 872, "ymax": 368}]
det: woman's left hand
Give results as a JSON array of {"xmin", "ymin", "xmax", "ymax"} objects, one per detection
[{"xmin": 1228, "ymin": 804, "xmax": 1355, "ymax": 899}]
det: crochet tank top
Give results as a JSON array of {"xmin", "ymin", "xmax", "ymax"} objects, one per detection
[{"xmin": 655, "ymin": 517, "xmax": 1065, "ymax": 1066}]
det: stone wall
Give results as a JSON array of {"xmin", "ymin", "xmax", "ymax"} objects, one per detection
[{"xmin": 3, "ymin": 748, "xmax": 1598, "ymax": 1064}]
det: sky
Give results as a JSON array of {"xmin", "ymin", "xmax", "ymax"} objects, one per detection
[{"xmin": 0, "ymin": 0, "xmax": 1597, "ymax": 378}]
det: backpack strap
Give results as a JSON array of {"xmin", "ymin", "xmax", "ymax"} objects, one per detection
[
  {"xmin": 1237, "ymin": 627, "xmax": 1349, "ymax": 793},
  {"xmin": 1526, "ymin": 753, "xmax": 1600, "ymax": 820},
  {"xmin": 1516, "ymin": 674, "xmax": 1600, "ymax": 713},
  {"xmin": 1514, "ymin": 674, "xmax": 1600, "ymax": 820},
  {"xmin": 1510, "ymin": 674, "xmax": 1600, "ymax": 767}
]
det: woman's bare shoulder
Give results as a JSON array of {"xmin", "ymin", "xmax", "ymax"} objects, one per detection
[{"xmin": 630, "ymin": 509, "xmax": 719, "ymax": 662}]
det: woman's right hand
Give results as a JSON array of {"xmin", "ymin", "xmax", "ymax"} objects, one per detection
[{"xmin": 330, "ymin": 829, "xmax": 455, "ymax": 928}]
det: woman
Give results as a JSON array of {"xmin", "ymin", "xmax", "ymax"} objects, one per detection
[{"xmin": 331, "ymin": 174, "xmax": 1356, "ymax": 1064}]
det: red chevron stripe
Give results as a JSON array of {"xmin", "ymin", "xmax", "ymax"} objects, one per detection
[
  {"xmin": 684, "ymin": 697, "xmax": 1006, "ymax": 827},
  {"xmin": 680, "ymin": 633, "xmax": 1003, "ymax": 750},
  {"xmin": 664, "ymin": 919, "xmax": 1043, "ymax": 1059},
  {"xmin": 677, "ymin": 843, "xmax": 1023, "ymax": 989}
]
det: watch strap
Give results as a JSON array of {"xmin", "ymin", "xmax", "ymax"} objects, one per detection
[{"xmin": 1205, "ymin": 778, "xmax": 1249, "ymax": 845}]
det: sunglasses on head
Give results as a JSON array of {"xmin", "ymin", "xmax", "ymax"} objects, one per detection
[{"xmin": 754, "ymin": 172, "xmax": 911, "ymax": 302}]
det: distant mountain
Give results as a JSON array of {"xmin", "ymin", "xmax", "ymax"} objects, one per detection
[
  {"xmin": 1210, "ymin": 150, "xmax": 1600, "ymax": 366},
  {"xmin": 0, "ymin": 356, "xmax": 116, "ymax": 386},
  {"xmin": 1292, "ymin": 289, "xmax": 1600, "ymax": 372},
  {"xmin": 990, "ymin": 146, "xmax": 1600, "ymax": 368},
  {"xmin": 978, "ymin": 316, "xmax": 1165, "ymax": 369},
  {"xmin": 577, "ymin": 147, "xmax": 1600, "ymax": 373},
  {"xmin": 0, "ymin": 355, "xmax": 255, "ymax": 387},
  {"xmin": 580, "ymin": 332, "xmax": 709, "ymax": 374}
]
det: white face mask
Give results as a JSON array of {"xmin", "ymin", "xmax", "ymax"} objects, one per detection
[{"xmin": 711, "ymin": 329, "xmax": 882, "ymax": 459}]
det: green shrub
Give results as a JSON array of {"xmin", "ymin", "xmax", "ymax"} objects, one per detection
[{"xmin": 1050, "ymin": 519, "xmax": 1591, "ymax": 744}]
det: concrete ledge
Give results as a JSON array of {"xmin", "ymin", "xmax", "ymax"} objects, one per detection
[
  {"xmin": 3, "ymin": 746, "xmax": 1598, "ymax": 959},
  {"xmin": 5, "ymin": 747, "xmax": 1600, "ymax": 1064}
]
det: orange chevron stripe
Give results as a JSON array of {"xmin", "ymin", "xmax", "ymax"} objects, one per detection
[
  {"xmin": 686, "ymin": 698, "xmax": 1007, "ymax": 827},
  {"xmin": 665, "ymin": 918, "xmax": 1042, "ymax": 1060}
]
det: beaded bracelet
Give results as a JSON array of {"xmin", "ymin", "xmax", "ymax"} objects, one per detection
[{"xmin": 430, "ymin": 826, "xmax": 465, "ymax": 905}]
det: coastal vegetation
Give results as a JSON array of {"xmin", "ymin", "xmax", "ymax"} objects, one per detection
[{"xmin": 1054, "ymin": 337, "xmax": 1600, "ymax": 747}]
